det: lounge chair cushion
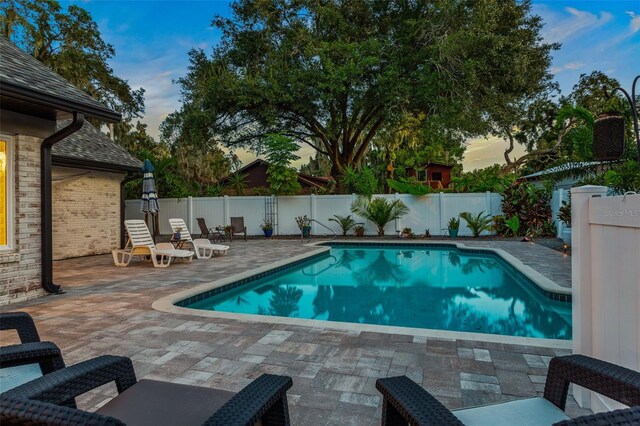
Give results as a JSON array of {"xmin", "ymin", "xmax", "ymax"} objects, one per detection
[
  {"xmin": 96, "ymin": 379, "xmax": 235, "ymax": 426},
  {"xmin": 452, "ymin": 397, "xmax": 570, "ymax": 426}
]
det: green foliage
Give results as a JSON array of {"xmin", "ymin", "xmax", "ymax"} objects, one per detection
[
  {"xmin": 263, "ymin": 134, "xmax": 302, "ymax": 195},
  {"xmin": 504, "ymin": 216, "xmax": 521, "ymax": 236},
  {"xmin": 124, "ymin": 155, "xmax": 189, "ymax": 200},
  {"xmin": 329, "ymin": 215, "xmax": 357, "ymax": 236},
  {"xmin": 353, "ymin": 225, "xmax": 366, "ymax": 237},
  {"xmin": 558, "ymin": 201, "xmax": 571, "ymax": 227},
  {"xmin": 604, "ymin": 161, "xmax": 640, "ymax": 194},
  {"xmin": 459, "ymin": 212, "xmax": 493, "ymax": 237},
  {"xmin": 227, "ymin": 172, "xmax": 248, "ymax": 196},
  {"xmin": 386, "ymin": 178, "xmax": 432, "ymax": 196},
  {"xmin": 168, "ymin": 0, "xmax": 555, "ymax": 187},
  {"xmin": 447, "ymin": 217, "xmax": 460, "ymax": 231},
  {"xmin": 501, "ymin": 182, "xmax": 554, "ymax": 237},
  {"xmin": 1, "ymin": 0, "xmax": 144, "ymax": 124},
  {"xmin": 451, "ymin": 165, "xmax": 515, "ymax": 193},
  {"xmin": 351, "ymin": 196, "xmax": 409, "ymax": 236},
  {"xmin": 260, "ymin": 220, "xmax": 273, "ymax": 230},
  {"xmin": 343, "ymin": 167, "xmax": 379, "ymax": 196}
]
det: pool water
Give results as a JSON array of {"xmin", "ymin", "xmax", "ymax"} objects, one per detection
[{"xmin": 184, "ymin": 246, "xmax": 572, "ymax": 339}]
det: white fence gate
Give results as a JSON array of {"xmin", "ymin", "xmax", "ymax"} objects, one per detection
[
  {"xmin": 125, "ymin": 192, "xmax": 503, "ymax": 237},
  {"xmin": 572, "ymin": 186, "xmax": 640, "ymax": 412}
]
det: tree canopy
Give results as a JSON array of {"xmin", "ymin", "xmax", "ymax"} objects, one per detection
[
  {"xmin": 1, "ymin": 0, "xmax": 145, "ymax": 123},
  {"xmin": 166, "ymin": 0, "xmax": 556, "ymax": 191}
]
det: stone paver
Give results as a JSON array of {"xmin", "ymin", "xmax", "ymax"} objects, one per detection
[{"xmin": 1, "ymin": 239, "xmax": 589, "ymax": 424}]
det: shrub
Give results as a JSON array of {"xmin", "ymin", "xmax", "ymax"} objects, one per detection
[
  {"xmin": 501, "ymin": 182, "xmax": 554, "ymax": 237},
  {"xmin": 354, "ymin": 225, "xmax": 365, "ymax": 237},
  {"xmin": 351, "ymin": 195, "xmax": 409, "ymax": 236},
  {"xmin": 558, "ymin": 201, "xmax": 571, "ymax": 227},
  {"xmin": 343, "ymin": 166, "xmax": 379, "ymax": 195},
  {"xmin": 459, "ymin": 211, "xmax": 493, "ymax": 237},
  {"xmin": 329, "ymin": 215, "xmax": 357, "ymax": 236}
]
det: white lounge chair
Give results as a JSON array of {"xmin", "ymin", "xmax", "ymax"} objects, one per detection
[
  {"xmin": 168, "ymin": 218, "xmax": 229, "ymax": 259},
  {"xmin": 112, "ymin": 220, "xmax": 194, "ymax": 267}
]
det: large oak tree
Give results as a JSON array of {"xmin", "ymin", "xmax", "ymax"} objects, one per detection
[{"xmin": 167, "ymin": 0, "xmax": 556, "ymax": 190}]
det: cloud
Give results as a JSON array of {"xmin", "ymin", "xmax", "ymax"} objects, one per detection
[
  {"xmin": 550, "ymin": 62, "xmax": 585, "ymax": 74},
  {"xmin": 626, "ymin": 11, "xmax": 640, "ymax": 33},
  {"xmin": 541, "ymin": 7, "xmax": 613, "ymax": 44},
  {"xmin": 462, "ymin": 136, "xmax": 528, "ymax": 171}
]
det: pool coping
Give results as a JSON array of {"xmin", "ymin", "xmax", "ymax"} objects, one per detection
[{"xmin": 153, "ymin": 240, "xmax": 572, "ymax": 349}]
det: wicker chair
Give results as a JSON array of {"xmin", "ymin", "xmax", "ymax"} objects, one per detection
[
  {"xmin": 1, "ymin": 354, "xmax": 293, "ymax": 426},
  {"xmin": 0, "ymin": 312, "xmax": 66, "ymax": 392},
  {"xmin": 376, "ymin": 354, "xmax": 640, "ymax": 426}
]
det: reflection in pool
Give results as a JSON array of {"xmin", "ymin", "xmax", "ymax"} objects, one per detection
[{"xmin": 184, "ymin": 246, "xmax": 572, "ymax": 339}]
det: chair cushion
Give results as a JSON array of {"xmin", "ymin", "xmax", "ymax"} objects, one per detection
[
  {"xmin": 453, "ymin": 397, "xmax": 570, "ymax": 426},
  {"xmin": 0, "ymin": 364, "xmax": 42, "ymax": 393},
  {"xmin": 96, "ymin": 379, "xmax": 235, "ymax": 426}
]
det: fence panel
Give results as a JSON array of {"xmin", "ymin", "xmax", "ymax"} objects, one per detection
[
  {"xmin": 192, "ymin": 197, "xmax": 225, "ymax": 233},
  {"xmin": 125, "ymin": 192, "xmax": 504, "ymax": 236},
  {"xmin": 572, "ymin": 186, "xmax": 640, "ymax": 412}
]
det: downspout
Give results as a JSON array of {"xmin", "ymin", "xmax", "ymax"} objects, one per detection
[{"xmin": 41, "ymin": 112, "xmax": 85, "ymax": 294}]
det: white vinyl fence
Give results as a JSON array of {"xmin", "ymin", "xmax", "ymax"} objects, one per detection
[
  {"xmin": 572, "ymin": 186, "xmax": 640, "ymax": 412},
  {"xmin": 125, "ymin": 192, "xmax": 503, "ymax": 237}
]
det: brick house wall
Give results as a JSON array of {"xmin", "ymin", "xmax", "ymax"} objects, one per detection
[
  {"xmin": 52, "ymin": 168, "xmax": 124, "ymax": 260},
  {"xmin": 0, "ymin": 135, "xmax": 46, "ymax": 305}
]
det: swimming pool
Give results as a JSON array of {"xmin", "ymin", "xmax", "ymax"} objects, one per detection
[{"xmin": 178, "ymin": 244, "xmax": 572, "ymax": 340}]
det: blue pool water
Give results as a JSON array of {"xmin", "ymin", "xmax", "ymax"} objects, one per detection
[{"xmin": 182, "ymin": 245, "xmax": 572, "ymax": 339}]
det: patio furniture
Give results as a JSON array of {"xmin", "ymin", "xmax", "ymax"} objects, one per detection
[
  {"xmin": 196, "ymin": 217, "xmax": 226, "ymax": 243},
  {"xmin": 376, "ymin": 354, "xmax": 640, "ymax": 426},
  {"xmin": 169, "ymin": 218, "xmax": 229, "ymax": 259},
  {"xmin": 112, "ymin": 220, "xmax": 194, "ymax": 267},
  {"xmin": 0, "ymin": 354, "xmax": 293, "ymax": 426},
  {"xmin": 0, "ymin": 312, "xmax": 65, "ymax": 393},
  {"xmin": 230, "ymin": 217, "xmax": 247, "ymax": 241}
]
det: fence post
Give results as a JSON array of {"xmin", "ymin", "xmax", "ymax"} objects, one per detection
[
  {"xmin": 571, "ymin": 185, "xmax": 608, "ymax": 409},
  {"xmin": 557, "ymin": 188, "xmax": 564, "ymax": 238},
  {"xmin": 310, "ymin": 193, "xmax": 316, "ymax": 234},
  {"xmin": 394, "ymin": 192, "xmax": 400, "ymax": 234},
  {"xmin": 485, "ymin": 191, "xmax": 491, "ymax": 235},
  {"xmin": 187, "ymin": 196, "xmax": 193, "ymax": 232},
  {"xmin": 439, "ymin": 192, "xmax": 445, "ymax": 236},
  {"xmin": 223, "ymin": 195, "xmax": 230, "ymax": 226}
]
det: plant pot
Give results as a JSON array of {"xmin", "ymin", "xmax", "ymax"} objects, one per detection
[
  {"xmin": 263, "ymin": 229, "xmax": 273, "ymax": 238},
  {"xmin": 172, "ymin": 232, "xmax": 181, "ymax": 240},
  {"xmin": 561, "ymin": 227, "xmax": 572, "ymax": 246},
  {"xmin": 448, "ymin": 228, "xmax": 458, "ymax": 239},
  {"xmin": 302, "ymin": 225, "xmax": 311, "ymax": 238}
]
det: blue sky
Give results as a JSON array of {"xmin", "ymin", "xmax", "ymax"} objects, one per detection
[{"xmin": 63, "ymin": 0, "xmax": 639, "ymax": 169}]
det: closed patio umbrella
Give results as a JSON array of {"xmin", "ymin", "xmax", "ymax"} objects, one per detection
[{"xmin": 141, "ymin": 159, "xmax": 160, "ymax": 240}]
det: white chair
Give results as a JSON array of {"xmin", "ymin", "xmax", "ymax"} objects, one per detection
[
  {"xmin": 168, "ymin": 218, "xmax": 229, "ymax": 259},
  {"xmin": 112, "ymin": 220, "xmax": 194, "ymax": 268}
]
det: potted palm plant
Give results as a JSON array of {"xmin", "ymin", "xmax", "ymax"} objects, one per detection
[
  {"xmin": 447, "ymin": 217, "xmax": 460, "ymax": 239},
  {"xmin": 261, "ymin": 220, "xmax": 273, "ymax": 238}
]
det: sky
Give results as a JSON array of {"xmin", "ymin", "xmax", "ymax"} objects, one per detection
[{"xmin": 61, "ymin": 0, "xmax": 640, "ymax": 170}]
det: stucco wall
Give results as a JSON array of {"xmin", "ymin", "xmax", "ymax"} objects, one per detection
[
  {"xmin": 0, "ymin": 134, "xmax": 46, "ymax": 305},
  {"xmin": 52, "ymin": 168, "xmax": 124, "ymax": 260}
]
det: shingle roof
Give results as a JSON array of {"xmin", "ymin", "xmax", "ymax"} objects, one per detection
[
  {"xmin": 52, "ymin": 120, "xmax": 142, "ymax": 172},
  {"xmin": 0, "ymin": 37, "xmax": 120, "ymax": 121}
]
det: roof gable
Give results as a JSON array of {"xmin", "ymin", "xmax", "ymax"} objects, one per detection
[{"xmin": 52, "ymin": 120, "xmax": 142, "ymax": 172}]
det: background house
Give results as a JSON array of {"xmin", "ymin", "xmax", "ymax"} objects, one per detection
[
  {"xmin": 52, "ymin": 121, "xmax": 141, "ymax": 260},
  {"xmin": 0, "ymin": 37, "xmax": 121, "ymax": 304},
  {"xmin": 220, "ymin": 159, "xmax": 330, "ymax": 194},
  {"xmin": 406, "ymin": 162, "xmax": 454, "ymax": 189}
]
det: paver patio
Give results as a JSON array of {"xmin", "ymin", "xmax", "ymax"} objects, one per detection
[{"xmin": 1, "ymin": 239, "xmax": 589, "ymax": 425}]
